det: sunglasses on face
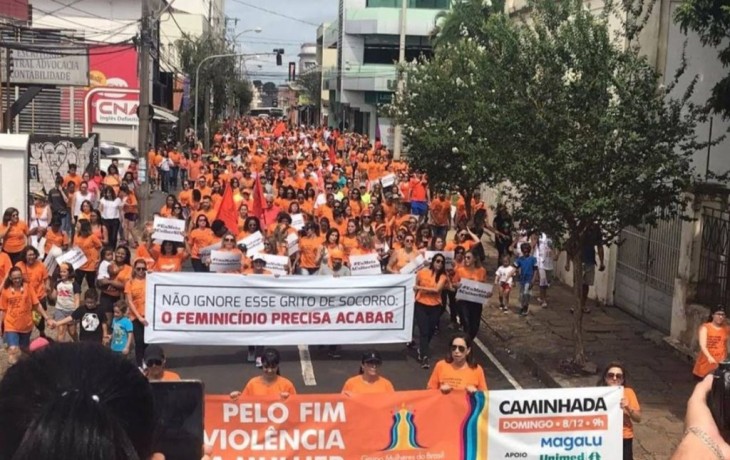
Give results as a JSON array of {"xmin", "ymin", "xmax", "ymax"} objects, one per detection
[
  {"xmin": 606, "ymin": 372, "xmax": 624, "ymax": 380},
  {"xmin": 451, "ymin": 345, "xmax": 467, "ymax": 352},
  {"xmin": 405, "ymin": 239, "xmax": 414, "ymax": 243},
  {"xmin": 135, "ymin": 267, "xmax": 146, "ymax": 272},
  {"xmin": 224, "ymin": 238, "xmax": 235, "ymax": 242},
  {"xmin": 146, "ymin": 359, "xmax": 163, "ymax": 367}
]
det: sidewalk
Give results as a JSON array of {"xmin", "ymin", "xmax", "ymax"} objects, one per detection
[{"xmin": 481, "ymin": 275, "xmax": 694, "ymax": 459}]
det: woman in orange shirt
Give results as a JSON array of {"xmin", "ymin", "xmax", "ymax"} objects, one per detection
[
  {"xmin": 229, "ymin": 348, "xmax": 296, "ymax": 400},
  {"xmin": 342, "ymin": 350, "xmax": 395, "ymax": 395},
  {"xmin": 693, "ymin": 306, "xmax": 730, "ymax": 379},
  {"xmin": 88, "ymin": 210, "xmax": 109, "ymax": 247},
  {"xmin": 148, "ymin": 238, "xmax": 190, "ymax": 273},
  {"xmin": 159, "ymin": 194, "xmax": 177, "ymax": 218},
  {"xmin": 1, "ymin": 207, "xmax": 29, "ymax": 265},
  {"xmin": 299, "ymin": 223, "xmax": 324, "ymax": 275},
  {"xmin": 342, "ymin": 220, "xmax": 360, "ymax": 258},
  {"xmin": 15, "ymin": 246, "xmax": 50, "ymax": 338},
  {"xmin": 453, "ymin": 251, "xmax": 489, "ymax": 341},
  {"xmin": 598, "ymin": 362, "xmax": 641, "ymax": 460},
  {"xmin": 125, "ymin": 258, "xmax": 149, "ymax": 366},
  {"xmin": 189, "ymin": 215, "xmax": 215, "ymax": 272},
  {"xmin": 0, "ymin": 267, "xmax": 51, "ymax": 364},
  {"xmin": 386, "ymin": 233, "xmax": 419, "ymax": 274},
  {"xmin": 414, "ymin": 253, "xmax": 448, "ymax": 369},
  {"xmin": 427, "ymin": 333, "xmax": 487, "ymax": 393},
  {"xmin": 44, "ymin": 217, "xmax": 69, "ymax": 255},
  {"xmin": 74, "ymin": 220, "xmax": 102, "ymax": 290}
]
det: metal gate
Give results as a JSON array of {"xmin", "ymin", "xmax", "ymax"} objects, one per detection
[{"xmin": 614, "ymin": 217, "xmax": 682, "ymax": 333}]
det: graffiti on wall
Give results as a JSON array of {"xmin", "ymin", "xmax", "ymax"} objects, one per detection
[{"xmin": 28, "ymin": 134, "xmax": 99, "ymax": 194}]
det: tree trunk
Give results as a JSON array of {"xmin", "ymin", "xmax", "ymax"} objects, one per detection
[{"xmin": 571, "ymin": 251, "xmax": 587, "ymax": 366}]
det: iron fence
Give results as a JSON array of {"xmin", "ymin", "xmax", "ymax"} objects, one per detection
[{"xmin": 697, "ymin": 207, "xmax": 730, "ymax": 308}]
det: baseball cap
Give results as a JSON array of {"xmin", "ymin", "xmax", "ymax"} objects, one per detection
[
  {"xmin": 144, "ymin": 344, "xmax": 165, "ymax": 363},
  {"xmin": 329, "ymin": 249, "xmax": 344, "ymax": 260},
  {"xmin": 361, "ymin": 350, "xmax": 382, "ymax": 364},
  {"xmin": 253, "ymin": 255, "xmax": 266, "ymax": 263}
]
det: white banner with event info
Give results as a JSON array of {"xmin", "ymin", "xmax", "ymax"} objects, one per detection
[{"xmin": 145, "ymin": 272, "xmax": 416, "ymax": 345}]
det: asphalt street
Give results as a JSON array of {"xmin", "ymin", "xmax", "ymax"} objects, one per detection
[{"xmin": 146, "ymin": 191, "xmax": 544, "ymax": 395}]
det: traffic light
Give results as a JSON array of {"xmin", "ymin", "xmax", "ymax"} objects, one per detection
[
  {"xmin": 274, "ymin": 48, "xmax": 284, "ymax": 66},
  {"xmin": 7, "ymin": 49, "xmax": 13, "ymax": 76}
]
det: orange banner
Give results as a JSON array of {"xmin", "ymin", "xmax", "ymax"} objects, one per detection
[{"xmin": 204, "ymin": 390, "xmax": 488, "ymax": 460}]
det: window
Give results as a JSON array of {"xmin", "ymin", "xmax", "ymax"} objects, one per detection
[{"xmin": 362, "ymin": 35, "xmax": 433, "ymax": 64}]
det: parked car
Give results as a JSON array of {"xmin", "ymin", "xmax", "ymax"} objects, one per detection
[{"xmin": 99, "ymin": 142, "xmax": 138, "ymax": 176}]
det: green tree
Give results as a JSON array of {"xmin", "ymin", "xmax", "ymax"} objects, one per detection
[
  {"xmin": 488, "ymin": 0, "xmax": 705, "ymax": 366},
  {"xmin": 430, "ymin": 0, "xmax": 505, "ymax": 49},
  {"xmin": 176, "ymin": 32, "xmax": 241, "ymax": 130},
  {"xmin": 297, "ymin": 69, "xmax": 322, "ymax": 107},
  {"xmin": 231, "ymin": 80, "xmax": 254, "ymax": 114},
  {"xmin": 675, "ymin": 0, "xmax": 730, "ymax": 118}
]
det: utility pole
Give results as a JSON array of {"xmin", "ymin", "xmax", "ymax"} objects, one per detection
[
  {"xmin": 5, "ymin": 48, "xmax": 12, "ymax": 133},
  {"xmin": 139, "ymin": 0, "xmax": 153, "ymax": 220},
  {"xmin": 392, "ymin": 0, "xmax": 407, "ymax": 159}
]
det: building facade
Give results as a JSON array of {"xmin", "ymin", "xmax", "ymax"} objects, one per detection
[{"xmin": 323, "ymin": 0, "xmax": 449, "ymax": 141}]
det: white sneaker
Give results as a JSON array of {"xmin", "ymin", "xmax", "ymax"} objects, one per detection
[
  {"xmin": 255, "ymin": 356, "xmax": 263, "ymax": 368},
  {"xmin": 247, "ymin": 350, "xmax": 255, "ymax": 362}
]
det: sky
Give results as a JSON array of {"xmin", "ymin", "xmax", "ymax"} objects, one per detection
[{"xmin": 224, "ymin": 0, "xmax": 337, "ymax": 84}]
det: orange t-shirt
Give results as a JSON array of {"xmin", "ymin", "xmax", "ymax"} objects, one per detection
[
  {"xmin": 426, "ymin": 360, "xmax": 488, "ymax": 391},
  {"xmin": 453, "ymin": 265, "xmax": 488, "ymax": 284},
  {"xmin": 241, "ymin": 376, "xmax": 297, "ymax": 397},
  {"xmin": 102, "ymin": 264, "xmax": 132, "ymax": 298},
  {"xmin": 391, "ymin": 249, "xmax": 418, "ymax": 273},
  {"xmin": 410, "ymin": 179, "xmax": 427, "ymax": 201},
  {"xmin": 75, "ymin": 234, "xmax": 102, "ymax": 272},
  {"xmin": 415, "ymin": 269, "xmax": 443, "ymax": 306},
  {"xmin": 152, "ymin": 251, "xmax": 187, "ymax": 272},
  {"xmin": 342, "ymin": 375, "xmax": 395, "ymax": 394},
  {"xmin": 178, "ymin": 190, "xmax": 193, "ymax": 208},
  {"xmin": 125, "ymin": 278, "xmax": 147, "ymax": 320},
  {"xmin": 188, "ymin": 228, "xmax": 215, "ymax": 259},
  {"xmin": 44, "ymin": 228, "xmax": 69, "ymax": 254},
  {"xmin": 693, "ymin": 322, "xmax": 730, "ymax": 377},
  {"xmin": 1, "ymin": 221, "xmax": 29, "ymax": 253},
  {"xmin": 299, "ymin": 235, "xmax": 323, "ymax": 269},
  {"xmin": 16, "ymin": 261, "xmax": 49, "ymax": 300},
  {"xmin": 430, "ymin": 199, "xmax": 451, "ymax": 226},
  {"xmin": 0, "ymin": 252, "xmax": 12, "ymax": 285},
  {"xmin": 622, "ymin": 387, "xmax": 640, "ymax": 439},
  {"xmin": 0, "ymin": 285, "xmax": 39, "ymax": 333}
]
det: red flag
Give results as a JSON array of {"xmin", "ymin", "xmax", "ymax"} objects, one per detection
[
  {"xmin": 252, "ymin": 174, "xmax": 265, "ymax": 222},
  {"xmin": 273, "ymin": 121, "xmax": 286, "ymax": 138},
  {"xmin": 216, "ymin": 183, "xmax": 238, "ymax": 235},
  {"xmin": 329, "ymin": 144, "xmax": 337, "ymax": 165}
]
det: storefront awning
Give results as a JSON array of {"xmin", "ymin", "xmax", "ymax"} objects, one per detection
[{"xmin": 152, "ymin": 105, "xmax": 179, "ymax": 124}]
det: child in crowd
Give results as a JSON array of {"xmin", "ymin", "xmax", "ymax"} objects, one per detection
[
  {"xmin": 513, "ymin": 243, "xmax": 538, "ymax": 317},
  {"xmin": 55, "ymin": 288, "xmax": 106, "ymax": 343},
  {"xmin": 97, "ymin": 247, "xmax": 115, "ymax": 281},
  {"xmin": 52, "ymin": 262, "xmax": 80, "ymax": 342},
  {"xmin": 495, "ymin": 255, "xmax": 515, "ymax": 312},
  {"xmin": 110, "ymin": 300, "xmax": 134, "ymax": 357}
]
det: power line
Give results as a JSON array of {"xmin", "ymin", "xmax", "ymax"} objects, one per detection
[
  {"xmin": 228, "ymin": 0, "xmax": 321, "ymax": 27},
  {"xmin": 30, "ymin": 4, "xmax": 141, "ymax": 35}
]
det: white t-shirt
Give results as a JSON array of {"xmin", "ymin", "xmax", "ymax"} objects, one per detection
[
  {"xmin": 56, "ymin": 279, "xmax": 80, "ymax": 312},
  {"xmin": 97, "ymin": 260, "xmax": 112, "ymax": 280},
  {"xmin": 536, "ymin": 233, "xmax": 554, "ymax": 270},
  {"xmin": 73, "ymin": 191, "xmax": 93, "ymax": 217},
  {"xmin": 495, "ymin": 266, "xmax": 516, "ymax": 286},
  {"xmin": 100, "ymin": 198, "xmax": 123, "ymax": 220}
]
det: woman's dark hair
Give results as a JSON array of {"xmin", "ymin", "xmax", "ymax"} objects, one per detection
[
  {"xmin": 326, "ymin": 228, "xmax": 340, "ymax": 243},
  {"xmin": 597, "ymin": 361, "xmax": 629, "ymax": 387},
  {"xmin": 430, "ymin": 254, "xmax": 447, "ymax": 282},
  {"xmin": 90, "ymin": 209, "xmax": 103, "ymax": 223},
  {"xmin": 192, "ymin": 189, "xmax": 201, "ymax": 202},
  {"xmin": 444, "ymin": 332, "xmax": 478, "ymax": 368},
  {"xmin": 429, "ymin": 235, "xmax": 445, "ymax": 251},
  {"xmin": 77, "ymin": 219, "xmax": 92, "ymax": 237},
  {"xmin": 260, "ymin": 348, "xmax": 282, "ymax": 375},
  {"xmin": 0, "ymin": 342, "xmax": 155, "ymax": 460},
  {"xmin": 107, "ymin": 164, "xmax": 119, "ymax": 175},
  {"xmin": 115, "ymin": 246, "xmax": 131, "ymax": 266},
  {"xmin": 80, "ymin": 200, "xmax": 94, "ymax": 212},
  {"xmin": 243, "ymin": 216, "xmax": 261, "ymax": 232},
  {"xmin": 103, "ymin": 186, "xmax": 117, "ymax": 200},
  {"xmin": 22, "ymin": 245, "xmax": 40, "ymax": 262},
  {"xmin": 160, "ymin": 240, "xmax": 178, "ymax": 256},
  {"xmin": 195, "ymin": 214, "xmax": 210, "ymax": 228},
  {"xmin": 59, "ymin": 262, "xmax": 75, "ymax": 280},
  {"xmin": 3, "ymin": 267, "xmax": 23, "ymax": 289},
  {"xmin": 2, "ymin": 207, "xmax": 18, "ymax": 225},
  {"xmin": 165, "ymin": 194, "xmax": 176, "ymax": 206},
  {"xmin": 211, "ymin": 220, "xmax": 227, "ymax": 237}
]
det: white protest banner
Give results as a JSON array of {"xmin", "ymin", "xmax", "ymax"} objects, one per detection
[
  {"xmin": 260, "ymin": 253, "xmax": 289, "ymax": 275},
  {"xmin": 202, "ymin": 386, "xmax": 621, "ymax": 459},
  {"xmin": 286, "ymin": 233, "xmax": 299, "ymax": 256},
  {"xmin": 487, "ymin": 386, "xmax": 622, "ymax": 458},
  {"xmin": 425, "ymin": 250, "xmax": 455, "ymax": 271},
  {"xmin": 151, "ymin": 216, "xmax": 186, "ymax": 243},
  {"xmin": 290, "ymin": 213, "xmax": 305, "ymax": 230},
  {"xmin": 145, "ymin": 272, "xmax": 416, "ymax": 345},
  {"xmin": 456, "ymin": 279, "xmax": 493, "ymax": 304},
  {"xmin": 380, "ymin": 173, "xmax": 396, "ymax": 188},
  {"xmin": 56, "ymin": 247, "xmax": 88, "ymax": 270},
  {"xmin": 44, "ymin": 245, "xmax": 60, "ymax": 274},
  {"xmin": 400, "ymin": 254, "xmax": 425, "ymax": 274},
  {"xmin": 199, "ymin": 242, "xmax": 221, "ymax": 257},
  {"xmin": 349, "ymin": 253, "xmax": 382, "ymax": 275},
  {"xmin": 237, "ymin": 231, "xmax": 264, "ymax": 254},
  {"xmin": 209, "ymin": 250, "xmax": 242, "ymax": 273}
]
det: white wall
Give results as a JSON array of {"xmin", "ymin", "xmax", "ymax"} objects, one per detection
[{"xmin": 0, "ymin": 135, "xmax": 29, "ymax": 221}]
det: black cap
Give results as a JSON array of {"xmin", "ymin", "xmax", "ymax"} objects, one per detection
[
  {"xmin": 712, "ymin": 305, "xmax": 726, "ymax": 315},
  {"xmin": 361, "ymin": 350, "xmax": 382, "ymax": 364},
  {"xmin": 144, "ymin": 344, "xmax": 165, "ymax": 363}
]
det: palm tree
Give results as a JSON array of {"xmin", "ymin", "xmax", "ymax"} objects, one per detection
[{"xmin": 430, "ymin": 0, "xmax": 505, "ymax": 49}]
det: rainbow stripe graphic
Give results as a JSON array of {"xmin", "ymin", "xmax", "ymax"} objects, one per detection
[
  {"xmin": 460, "ymin": 392, "xmax": 488, "ymax": 460},
  {"xmin": 382, "ymin": 404, "xmax": 425, "ymax": 451}
]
